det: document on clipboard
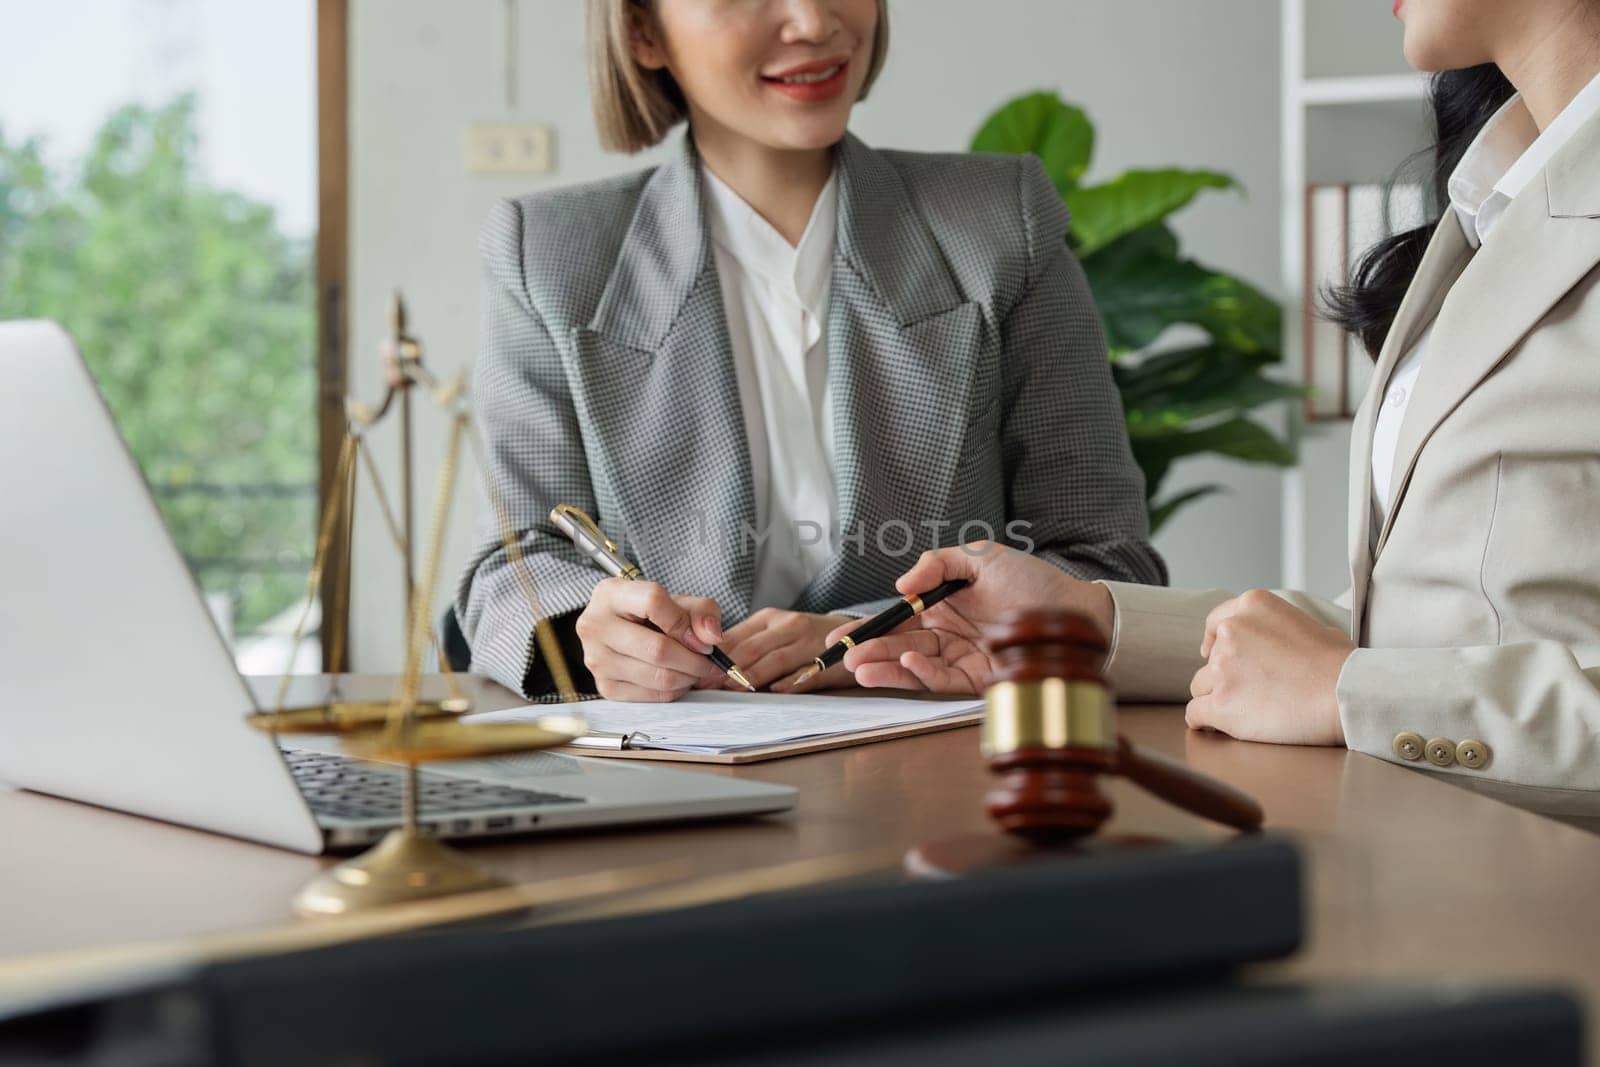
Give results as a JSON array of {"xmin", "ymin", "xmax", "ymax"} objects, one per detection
[{"xmin": 467, "ymin": 691, "xmax": 983, "ymax": 761}]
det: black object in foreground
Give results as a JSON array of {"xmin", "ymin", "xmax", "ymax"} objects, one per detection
[{"xmin": 0, "ymin": 837, "xmax": 1583, "ymax": 1066}]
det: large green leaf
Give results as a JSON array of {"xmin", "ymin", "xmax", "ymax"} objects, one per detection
[
  {"xmin": 1148, "ymin": 486, "xmax": 1222, "ymax": 535},
  {"xmin": 969, "ymin": 91, "xmax": 1094, "ymax": 195},
  {"xmin": 1116, "ymin": 343, "xmax": 1272, "ymax": 400},
  {"xmin": 1084, "ymin": 222, "xmax": 1179, "ymax": 276},
  {"xmin": 1125, "ymin": 381, "xmax": 1303, "ymax": 435},
  {"xmin": 1116, "ymin": 338, "xmax": 1267, "ymax": 378},
  {"xmin": 1133, "ymin": 417, "xmax": 1295, "ymax": 487},
  {"xmin": 1117, "ymin": 345, "xmax": 1304, "ymax": 424},
  {"xmin": 1155, "ymin": 417, "xmax": 1292, "ymax": 464},
  {"xmin": 1066, "ymin": 169, "xmax": 1235, "ymax": 257},
  {"xmin": 1085, "ymin": 248, "xmax": 1281, "ymax": 355},
  {"xmin": 1089, "ymin": 229, "xmax": 1182, "ymax": 348},
  {"xmin": 967, "ymin": 91, "xmax": 1296, "ymax": 531}
]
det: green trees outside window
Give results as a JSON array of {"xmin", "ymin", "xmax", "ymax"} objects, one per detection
[{"xmin": 0, "ymin": 96, "xmax": 315, "ymax": 637}]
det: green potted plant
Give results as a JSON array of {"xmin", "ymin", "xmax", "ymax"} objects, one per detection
[{"xmin": 972, "ymin": 91, "xmax": 1299, "ymax": 533}]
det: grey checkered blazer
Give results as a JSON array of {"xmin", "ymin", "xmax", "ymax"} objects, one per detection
[{"xmin": 456, "ymin": 130, "xmax": 1166, "ymax": 697}]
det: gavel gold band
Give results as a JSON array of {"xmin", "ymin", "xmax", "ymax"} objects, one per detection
[{"xmin": 982, "ymin": 678, "xmax": 1115, "ymax": 756}]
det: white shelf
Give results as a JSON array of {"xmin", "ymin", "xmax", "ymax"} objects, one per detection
[
  {"xmin": 1281, "ymin": 2, "xmax": 1430, "ymax": 595},
  {"xmin": 1300, "ymin": 72, "xmax": 1428, "ymax": 106}
]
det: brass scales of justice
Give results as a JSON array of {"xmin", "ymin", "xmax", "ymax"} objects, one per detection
[{"xmin": 247, "ymin": 294, "xmax": 587, "ymax": 918}]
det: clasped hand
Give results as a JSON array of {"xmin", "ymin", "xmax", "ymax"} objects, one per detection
[
  {"xmin": 830, "ymin": 546, "xmax": 1355, "ymax": 750},
  {"xmin": 1186, "ymin": 590, "xmax": 1352, "ymax": 745}
]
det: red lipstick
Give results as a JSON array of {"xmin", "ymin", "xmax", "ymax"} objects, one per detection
[{"xmin": 761, "ymin": 56, "xmax": 850, "ymax": 104}]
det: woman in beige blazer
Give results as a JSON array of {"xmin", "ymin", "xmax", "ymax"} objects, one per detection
[{"xmin": 824, "ymin": 0, "xmax": 1600, "ymax": 815}]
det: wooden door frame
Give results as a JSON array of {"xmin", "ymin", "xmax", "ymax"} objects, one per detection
[{"xmin": 316, "ymin": 0, "xmax": 350, "ymax": 670}]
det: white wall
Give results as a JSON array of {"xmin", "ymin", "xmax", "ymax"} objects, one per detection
[
  {"xmin": 346, "ymin": 0, "xmax": 1284, "ymax": 671},
  {"xmin": 1305, "ymin": 0, "xmax": 1411, "ymax": 79}
]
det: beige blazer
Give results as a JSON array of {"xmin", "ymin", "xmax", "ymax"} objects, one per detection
[{"xmin": 1100, "ymin": 107, "xmax": 1600, "ymax": 815}]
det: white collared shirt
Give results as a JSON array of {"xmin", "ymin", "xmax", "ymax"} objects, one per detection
[
  {"xmin": 702, "ymin": 163, "xmax": 839, "ymax": 610},
  {"xmin": 1370, "ymin": 72, "xmax": 1600, "ymax": 546}
]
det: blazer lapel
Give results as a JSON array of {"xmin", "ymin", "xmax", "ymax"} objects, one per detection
[
  {"xmin": 796, "ymin": 134, "xmax": 982, "ymax": 611},
  {"xmin": 571, "ymin": 134, "xmax": 758, "ymax": 618},
  {"xmin": 1371, "ymin": 110, "xmax": 1600, "ymax": 564},
  {"xmin": 1346, "ymin": 215, "xmax": 1473, "ymax": 633}
]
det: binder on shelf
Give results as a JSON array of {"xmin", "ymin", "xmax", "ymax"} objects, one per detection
[{"xmin": 1303, "ymin": 181, "xmax": 1426, "ymax": 421}]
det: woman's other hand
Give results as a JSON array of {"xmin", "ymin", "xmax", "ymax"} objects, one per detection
[
  {"xmin": 1186, "ymin": 590, "xmax": 1354, "ymax": 746},
  {"xmin": 574, "ymin": 578, "xmax": 727, "ymax": 701},
  {"xmin": 808, "ymin": 542, "xmax": 1113, "ymax": 695},
  {"xmin": 715, "ymin": 609, "xmax": 854, "ymax": 692}
]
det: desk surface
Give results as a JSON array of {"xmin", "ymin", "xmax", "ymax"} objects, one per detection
[{"xmin": 5, "ymin": 674, "xmax": 1599, "ymax": 1011}]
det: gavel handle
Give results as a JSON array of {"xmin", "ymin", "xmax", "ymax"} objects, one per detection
[{"xmin": 1116, "ymin": 736, "xmax": 1264, "ymax": 832}]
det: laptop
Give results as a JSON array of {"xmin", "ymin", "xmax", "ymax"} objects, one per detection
[{"xmin": 0, "ymin": 320, "xmax": 795, "ymax": 854}]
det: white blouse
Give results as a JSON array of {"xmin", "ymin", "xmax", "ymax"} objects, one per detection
[
  {"xmin": 1369, "ymin": 72, "xmax": 1600, "ymax": 546},
  {"xmin": 701, "ymin": 164, "xmax": 839, "ymax": 611}
]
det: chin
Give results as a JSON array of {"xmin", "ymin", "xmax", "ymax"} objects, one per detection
[
  {"xmin": 1401, "ymin": 42, "xmax": 1442, "ymax": 71},
  {"xmin": 1401, "ymin": 42, "xmax": 1482, "ymax": 73},
  {"xmin": 764, "ymin": 116, "xmax": 852, "ymax": 152},
  {"xmin": 1401, "ymin": 34, "xmax": 1449, "ymax": 72},
  {"xmin": 1398, "ymin": 20, "xmax": 1488, "ymax": 73},
  {"xmin": 790, "ymin": 127, "xmax": 851, "ymax": 151}
]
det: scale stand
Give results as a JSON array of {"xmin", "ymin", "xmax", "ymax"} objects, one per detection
[{"xmin": 247, "ymin": 293, "xmax": 586, "ymax": 918}]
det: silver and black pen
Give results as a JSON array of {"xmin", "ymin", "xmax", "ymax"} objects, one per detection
[{"xmin": 549, "ymin": 504, "xmax": 756, "ymax": 693}]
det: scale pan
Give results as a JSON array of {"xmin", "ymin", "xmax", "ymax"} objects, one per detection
[
  {"xmin": 245, "ymin": 698, "xmax": 473, "ymax": 735},
  {"xmin": 341, "ymin": 714, "xmax": 586, "ymax": 762}
]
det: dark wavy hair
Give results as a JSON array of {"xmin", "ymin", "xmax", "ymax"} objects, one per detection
[{"xmin": 1322, "ymin": 64, "xmax": 1515, "ymax": 358}]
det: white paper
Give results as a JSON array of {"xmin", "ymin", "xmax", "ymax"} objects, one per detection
[{"xmin": 468, "ymin": 691, "xmax": 982, "ymax": 754}]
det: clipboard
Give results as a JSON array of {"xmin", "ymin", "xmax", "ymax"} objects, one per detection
[{"xmin": 555, "ymin": 711, "xmax": 983, "ymax": 764}]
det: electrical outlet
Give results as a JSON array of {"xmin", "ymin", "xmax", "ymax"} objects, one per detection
[{"xmin": 466, "ymin": 123, "xmax": 554, "ymax": 175}]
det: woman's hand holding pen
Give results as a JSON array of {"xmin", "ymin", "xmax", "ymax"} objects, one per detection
[
  {"xmin": 828, "ymin": 542, "xmax": 1114, "ymax": 696},
  {"xmin": 575, "ymin": 578, "xmax": 728, "ymax": 702},
  {"xmin": 714, "ymin": 609, "xmax": 855, "ymax": 693}
]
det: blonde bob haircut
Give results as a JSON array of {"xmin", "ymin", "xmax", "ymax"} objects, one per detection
[{"xmin": 587, "ymin": 0, "xmax": 891, "ymax": 154}]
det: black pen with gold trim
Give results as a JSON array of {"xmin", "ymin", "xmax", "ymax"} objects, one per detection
[
  {"xmin": 793, "ymin": 578, "xmax": 971, "ymax": 687},
  {"xmin": 549, "ymin": 504, "xmax": 756, "ymax": 692}
]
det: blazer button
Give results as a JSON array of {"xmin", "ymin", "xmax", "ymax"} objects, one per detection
[
  {"xmin": 1456, "ymin": 740, "xmax": 1491, "ymax": 770},
  {"xmin": 1393, "ymin": 732, "xmax": 1424, "ymax": 761},
  {"xmin": 1424, "ymin": 738, "xmax": 1457, "ymax": 767}
]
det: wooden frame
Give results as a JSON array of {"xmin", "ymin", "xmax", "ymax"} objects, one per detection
[{"xmin": 316, "ymin": 0, "xmax": 351, "ymax": 670}]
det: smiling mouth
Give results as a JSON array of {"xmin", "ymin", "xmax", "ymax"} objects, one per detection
[{"xmin": 768, "ymin": 63, "xmax": 844, "ymax": 85}]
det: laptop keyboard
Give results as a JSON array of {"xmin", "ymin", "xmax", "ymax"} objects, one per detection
[{"xmin": 283, "ymin": 749, "xmax": 584, "ymax": 822}]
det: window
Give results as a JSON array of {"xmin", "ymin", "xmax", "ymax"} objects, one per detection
[{"xmin": 0, "ymin": 0, "xmax": 327, "ymax": 671}]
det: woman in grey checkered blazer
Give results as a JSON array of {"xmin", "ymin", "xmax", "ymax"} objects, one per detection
[{"xmin": 455, "ymin": 0, "xmax": 1164, "ymax": 701}]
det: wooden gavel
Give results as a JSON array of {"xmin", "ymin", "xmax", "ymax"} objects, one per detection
[{"xmin": 979, "ymin": 609, "xmax": 1263, "ymax": 841}]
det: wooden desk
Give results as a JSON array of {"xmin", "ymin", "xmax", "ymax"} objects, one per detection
[{"xmin": 5, "ymin": 674, "xmax": 1599, "ymax": 1020}]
